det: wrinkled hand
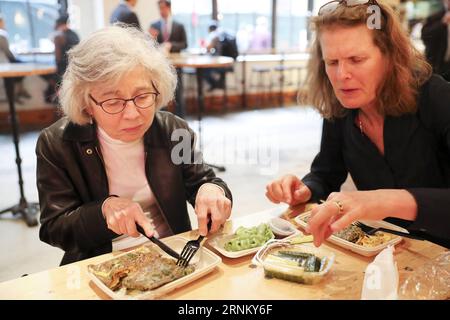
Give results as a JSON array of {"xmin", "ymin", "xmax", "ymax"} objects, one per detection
[
  {"xmin": 195, "ymin": 184, "xmax": 232, "ymax": 236},
  {"xmin": 102, "ymin": 197, "xmax": 154, "ymax": 238},
  {"xmin": 306, "ymin": 190, "xmax": 398, "ymax": 247},
  {"xmin": 265, "ymin": 174, "xmax": 312, "ymax": 206}
]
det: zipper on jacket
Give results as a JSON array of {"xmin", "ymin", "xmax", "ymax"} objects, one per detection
[
  {"xmin": 144, "ymin": 150, "xmax": 175, "ymax": 236},
  {"xmin": 94, "ymin": 145, "xmax": 110, "ymax": 193}
]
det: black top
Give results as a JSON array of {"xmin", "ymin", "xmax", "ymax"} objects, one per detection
[{"xmin": 302, "ymin": 75, "xmax": 450, "ymax": 248}]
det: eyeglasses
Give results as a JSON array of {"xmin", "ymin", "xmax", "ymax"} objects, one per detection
[
  {"xmin": 318, "ymin": 0, "xmax": 377, "ymax": 16},
  {"xmin": 89, "ymin": 81, "xmax": 160, "ymax": 115}
]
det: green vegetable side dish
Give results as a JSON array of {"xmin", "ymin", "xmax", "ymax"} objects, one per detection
[{"xmin": 224, "ymin": 223, "xmax": 274, "ymax": 252}]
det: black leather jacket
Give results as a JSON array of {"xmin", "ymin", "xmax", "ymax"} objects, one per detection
[{"xmin": 36, "ymin": 111, "xmax": 232, "ymax": 265}]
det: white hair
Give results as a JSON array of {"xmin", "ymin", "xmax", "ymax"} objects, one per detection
[{"xmin": 59, "ymin": 24, "xmax": 177, "ymax": 125}]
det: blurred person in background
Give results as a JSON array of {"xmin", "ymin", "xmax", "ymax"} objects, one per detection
[
  {"xmin": 204, "ymin": 20, "xmax": 238, "ymax": 91},
  {"xmin": 54, "ymin": 14, "xmax": 80, "ymax": 82},
  {"xmin": 249, "ymin": 16, "xmax": 271, "ymax": 52},
  {"xmin": 421, "ymin": 0, "xmax": 450, "ymax": 81},
  {"xmin": 0, "ymin": 14, "xmax": 31, "ymax": 104},
  {"xmin": 149, "ymin": 0, "xmax": 187, "ymax": 118},
  {"xmin": 43, "ymin": 14, "xmax": 80, "ymax": 104},
  {"xmin": 149, "ymin": 0, "xmax": 187, "ymax": 53},
  {"xmin": 110, "ymin": 0, "xmax": 141, "ymax": 30}
]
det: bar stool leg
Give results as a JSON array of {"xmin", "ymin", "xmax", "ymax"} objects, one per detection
[
  {"xmin": 0, "ymin": 77, "xmax": 39, "ymax": 227},
  {"xmin": 195, "ymin": 69, "xmax": 225, "ymax": 172}
]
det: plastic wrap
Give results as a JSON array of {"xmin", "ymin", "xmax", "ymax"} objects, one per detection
[{"xmin": 399, "ymin": 251, "xmax": 450, "ymax": 300}]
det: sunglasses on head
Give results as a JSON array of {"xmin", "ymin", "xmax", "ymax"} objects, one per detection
[{"xmin": 318, "ymin": 0, "xmax": 378, "ymax": 16}]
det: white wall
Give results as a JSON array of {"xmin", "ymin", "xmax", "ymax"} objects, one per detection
[
  {"xmin": 134, "ymin": 0, "xmax": 161, "ymax": 30},
  {"xmin": 68, "ymin": 0, "xmax": 104, "ymax": 40}
]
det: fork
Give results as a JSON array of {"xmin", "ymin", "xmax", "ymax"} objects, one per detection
[
  {"xmin": 176, "ymin": 219, "xmax": 212, "ymax": 267},
  {"xmin": 354, "ymin": 221, "xmax": 424, "ymax": 240}
]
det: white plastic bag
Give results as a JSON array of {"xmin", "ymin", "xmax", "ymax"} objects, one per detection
[{"xmin": 361, "ymin": 245, "xmax": 398, "ymax": 300}]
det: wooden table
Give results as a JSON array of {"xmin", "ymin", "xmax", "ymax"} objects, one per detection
[
  {"xmin": 0, "ymin": 205, "xmax": 446, "ymax": 300},
  {"xmin": 170, "ymin": 55, "xmax": 234, "ymax": 172},
  {"xmin": 0, "ymin": 63, "xmax": 56, "ymax": 227}
]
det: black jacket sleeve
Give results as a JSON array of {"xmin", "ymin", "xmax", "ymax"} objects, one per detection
[
  {"xmin": 406, "ymin": 75, "xmax": 450, "ymax": 240},
  {"xmin": 36, "ymin": 130, "xmax": 117, "ymax": 254},
  {"xmin": 301, "ymin": 118, "xmax": 348, "ymax": 202}
]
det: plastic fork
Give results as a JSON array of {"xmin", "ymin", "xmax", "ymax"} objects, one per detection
[
  {"xmin": 354, "ymin": 221, "xmax": 424, "ymax": 240},
  {"xmin": 176, "ymin": 219, "xmax": 212, "ymax": 267}
]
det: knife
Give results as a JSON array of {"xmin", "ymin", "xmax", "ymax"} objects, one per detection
[
  {"xmin": 136, "ymin": 224, "xmax": 181, "ymax": 260},
  {"xmin": 371, "ymin": 227, "xmax": 425, "ymax": 240}
]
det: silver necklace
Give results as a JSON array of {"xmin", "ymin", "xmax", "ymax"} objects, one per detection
[{"xmin": 357, "ymin": 112, "xmax": 363, "ymax": 134}]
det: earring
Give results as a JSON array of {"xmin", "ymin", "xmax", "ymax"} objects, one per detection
[{"xmin": 85, "ymin": 110, "xmax": 93, "ymax": 124}]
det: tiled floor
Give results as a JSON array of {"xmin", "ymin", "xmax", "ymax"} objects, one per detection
[{"xmin": 0, "ymin": 105, "xmax": 355, "ymax": 282}]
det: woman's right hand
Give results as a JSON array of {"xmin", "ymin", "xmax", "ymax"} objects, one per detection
[
  {"xmin": 101, "ymin": 197, "xmax": 154, "ymax": 238},
  {"xmin": 265, "ymin": 174, "xmax": 312, "ymax": 206}
]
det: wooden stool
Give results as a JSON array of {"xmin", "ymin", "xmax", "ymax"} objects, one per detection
[
  {"xmin": 250, "ymin": 66, "xmax": 273, "ymax": 107},
  {"xmin": 274, "ymin": 64, "xmax": 296, "ymax": 106}
]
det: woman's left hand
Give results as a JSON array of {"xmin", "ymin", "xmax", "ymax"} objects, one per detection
[
  {"xmin": 306, "ymin": 190, "xmax": 417, "ymax": 247},
  {"xmin": 195, "ymin": 183, "xmax": 232, "ymax": 236}
]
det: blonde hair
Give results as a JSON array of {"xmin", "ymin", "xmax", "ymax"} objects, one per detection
[
  {"xmin": 303, "ymin": 0, "xmax": 432, "ymax": 119},
  {"xmin": 59, "ymin": 24, "xmax": 177, "ymax": 125}
]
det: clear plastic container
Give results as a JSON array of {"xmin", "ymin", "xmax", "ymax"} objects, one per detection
[
  {"xmin": 268, "ymin": 217, "xmax": 300, "ymax": 238},
  {"xmin": 254, "ymin": 239, "xmax": 335, "ymax": 285}
]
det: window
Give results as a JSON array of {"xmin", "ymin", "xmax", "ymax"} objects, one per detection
[
  {"xmin": 172, "ymin": 0, "xmax": 212, "ymax": 50},
  {"xmin": 276, "ymin": 0, "xmax": 309, "ymax": 52},
  {"xmin": 217, "ymin": 0, "xmax": 272, "ymax": 53},
  {"xmin": 0, "ymin": 0, "xmax": 65, "ymax": 53},
  {"xmin": 173, "ymin": 0, "xmax": 395, "ymax": 53}
]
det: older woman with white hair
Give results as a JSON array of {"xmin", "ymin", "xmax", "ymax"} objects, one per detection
[{"xmin": 36, "ymin": 25, "xmax": 232, "ymax": 265}]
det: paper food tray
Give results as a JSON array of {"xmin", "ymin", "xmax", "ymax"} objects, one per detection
[
  {"xmin": 87, "ymin": 236, "xmax": 221, "ymax": 299},
  {"xmin": 294, "ymin": 213, "xmax": 406, "ymax": 257}
]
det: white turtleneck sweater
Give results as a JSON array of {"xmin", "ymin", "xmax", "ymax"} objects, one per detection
[{"xmin": 97, "ymin": 126, "xmax": 171, "ymax": 251}]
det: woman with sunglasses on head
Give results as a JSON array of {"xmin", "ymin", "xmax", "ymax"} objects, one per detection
[
  {"xmin": 36, "ymin": 25, "xmax": 232, "ymax": 265},
  {"xmin": 266, "ymin": 0, "xmax": 450, "ymax": 248}
]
